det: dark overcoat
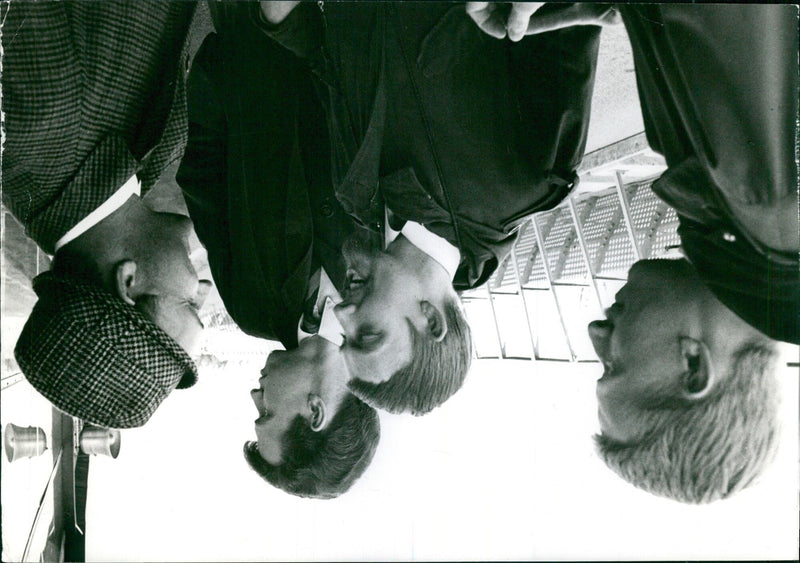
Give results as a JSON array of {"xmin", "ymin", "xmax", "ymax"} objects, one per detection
[{"xmin": 177, "ymin": 3, "xmax": 363, "ymax": 349}]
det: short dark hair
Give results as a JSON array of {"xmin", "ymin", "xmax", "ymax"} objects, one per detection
[
  {"xmin": 348, "ymin": 297, "xmax": 472, "ymax": 416},
  {"xmin": 594, "ymin": 340, "xmax": 780, "ymax": 504},
  {"xmin": 243, "ymin": 394, "xmax": 380, "ymax": 499}
]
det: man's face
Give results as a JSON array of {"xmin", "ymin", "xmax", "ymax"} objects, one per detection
[
  {"xmin": 334, "ymin": 236, "xmax": 443, "ymax": 384},
  {"xmin": 137, "ymin": 213, "xmax": 211, "ymax": 355},
  {"xmin": 249, "ymin": 337, "xmax": 348, "ymax": 465},
  {"xmin": 250, "ymin": 349, "xmax": 313, "ymax": 465},
  {"xmin": 587, "ymin": 259, "xmax": 755, "ymax": 442}
]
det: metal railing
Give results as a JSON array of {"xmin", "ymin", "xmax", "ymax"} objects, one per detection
[{"xmin": 461, "ymin": 137, "xmax": 682, "ymax": 361}]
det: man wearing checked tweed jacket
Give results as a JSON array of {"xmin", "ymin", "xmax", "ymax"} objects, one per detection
[{"xmin": 2, "ymin": 1, "xmax": 212, "ymax": 428}]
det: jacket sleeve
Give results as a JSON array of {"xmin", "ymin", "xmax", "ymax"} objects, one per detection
[
  {"xmin": 621, "ymin": 4, "xmax": 798, "ymax": 206},
  {"xmin": 176, "ymin": 34, "xmax": 228, "ymax": 256},
  {"xmin": 509, "ymin": 23, "xmax": 601, "ymax": 181}
]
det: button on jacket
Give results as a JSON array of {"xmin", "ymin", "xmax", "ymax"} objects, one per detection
[{"xmin": 621, "ymin": 4, "xmax": 799, "ymax": 343}]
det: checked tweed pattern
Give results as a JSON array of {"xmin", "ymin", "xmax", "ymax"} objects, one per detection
[
  {"xmin": 16, "ymin": 272, "xmax": 198, "ymax": 429},
  {"xmin": 0, "ymin": 1, "xmax": 196, "ymax": 254}
]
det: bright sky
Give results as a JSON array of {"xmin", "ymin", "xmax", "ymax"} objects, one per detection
[{"xmin": 82, "ymin": 353, "xmax": 799, "ymax": 561}]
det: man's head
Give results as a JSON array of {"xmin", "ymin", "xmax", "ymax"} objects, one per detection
[
  {"xmin": 587, "ymin": 258, "xmax": 781, "ymax": 503},
  {"xmin": 15, "ymin": 196, "xmax": 211, "ymax": 428},
  {"xmin": 334, "ymin": 234, "xmax": 472, "ymax": 415},
  {"xmin": 53, "ymin": 198, "xmax": 211, "ymax": 355},
  {"xmin": 246, "ymin": 335, "xmax": 380, "ymax": 499}
]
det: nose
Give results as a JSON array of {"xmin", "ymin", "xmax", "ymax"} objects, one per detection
[
  {"xmin": 333, "ymin": 302, "xmax": 357, "ymax": 331},
  {"xmin": 587, "ymin": 320, "xmax": 611, "ymax": 361},
  {"xmin": 194, "ymin": 280, "xmax": 213, "ymax": 309}
]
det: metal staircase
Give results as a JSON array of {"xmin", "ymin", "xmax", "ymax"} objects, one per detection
[{"xmin": 461, "ymin": 133, "xmax": 682, "ymax": 362}]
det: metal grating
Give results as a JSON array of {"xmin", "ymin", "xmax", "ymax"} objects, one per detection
[{"xmin": 463, "ymin": 141, "xmax": 675, "ymax": 362}]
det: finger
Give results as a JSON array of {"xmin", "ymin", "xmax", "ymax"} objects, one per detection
[
  {"xmin": 507, "ymin": 2, "xmax": 544, "ymax": 41},
  {"xmin": 466, "ymin": 2, "xmax": 507, "ymax": 39},
  {"xmin": 599, "ymin": 6, "xmax": 622, "ymax": 26},
  {"xmin": 523, "ymin": 3, "xmax": 580, "ymax": 36},
  {"xmin": 465, "ymin": 1, "xmax": 490, "ymax": 16}
]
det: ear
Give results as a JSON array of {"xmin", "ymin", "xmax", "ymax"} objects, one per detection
[
  {"xmin": 420, "ymin": 301, "xmax": 447, "ymax": 342},
  {"xmin": 114, "ymin": 260, "xmax": 138, "ymax": 306},
  {"xmin": 679, "ymin": 337, "xmax": 715, "ymax": 399},
  {"xmin": 307, "ymin": 394, "xmax": 327, "ymax": 432}
]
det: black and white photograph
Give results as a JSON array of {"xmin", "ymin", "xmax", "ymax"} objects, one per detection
[{"xmin": 1, "ymin": 2, "xmax": 798, "ymax": 561}]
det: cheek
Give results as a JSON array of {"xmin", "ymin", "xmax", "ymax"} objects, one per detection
[
  {"xmin": 597, "ymin": 385, "xmax": 645, "ymax": 441},
  {"xmin": 256, "ymin": 429, "xmax": 283, "ymax": 465},
  {"xmin": 344, "ymin": 352, "xmax": 375, "ymax": 382}
]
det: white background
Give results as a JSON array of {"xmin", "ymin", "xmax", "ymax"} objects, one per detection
[{"xmin": 84, "ymin": 348, "xmax": 799, "ymax": 562}]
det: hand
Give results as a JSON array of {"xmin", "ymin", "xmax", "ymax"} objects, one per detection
[
  {"xmin": 466, "ymin": 2, "xmax": 620, "ymax": 42},
  {"xmin": 522, "ymin": 4, "xmax": 621, "ymax": 36},
  {"xmin": 259, "ymin": 1, "xmax": 301, "ymax": 25},
  {"xmin": 466, "ymin": 2, "xmax": 544, "ymax": 40}
]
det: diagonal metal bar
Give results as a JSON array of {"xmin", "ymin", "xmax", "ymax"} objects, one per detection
[
  {"xmin": 521, "ymin": 213, "xmax": 556, "ymax": 285},
  {"xmin": 484, "ymin": 283, "xmax": 505, "ymax": 359},
  {"xmin": 22, "ymin": 450, "xmax": 64, "ymax": 562},
  {"xmin": 639, "ymin": 199, "xmax": 669, "ymax": 258},
  {"xmin": 491, "ymin": 255, "xmax": 510, "ymax": 290},
  {"xmin": 568, "ymin": 197, "xmax": 605, "ymax": 314},
  {"xmin": 531, "ymin": 215, "xmax": 576, "ymax": 362},
  {"xmin": 614, "ymin": 170, "xmax": 642, "ymax": 261},
  {"xmin": 591, "ymin": 202, "xmax": 623, "ymax": 273},
  {"xmin": 509, "ymin": 242, "xmax": 538, "ymax": 360}
]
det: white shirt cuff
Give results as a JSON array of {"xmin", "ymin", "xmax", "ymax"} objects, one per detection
[{"xmin": 54, "ymin": 174, "xmax": 141, "ymax": 252}]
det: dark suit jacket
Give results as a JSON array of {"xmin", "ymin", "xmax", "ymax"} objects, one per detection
[
  {"xmin": 254, "ymin": 2, "xmax": 600, "ymax": 290},
  {"xmin": 1, "ymin": 1, "xmax": 195, "ymax": 255},
  {"xmin": 177, "ymin": 3, "xmax": 363, "ymax": 349},
  {"xmin": 620, "ymin": 4, "xmax": 799, "ymax": 343}
]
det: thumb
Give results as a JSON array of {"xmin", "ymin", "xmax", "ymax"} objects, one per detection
[{"xmin": 507, "ymin": 2, "xmax": 543, "ymax": 41}]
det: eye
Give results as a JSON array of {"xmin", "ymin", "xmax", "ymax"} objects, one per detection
[{"xmin": 354, "ymin": 330, "xmax": 383, "ymax": 351}]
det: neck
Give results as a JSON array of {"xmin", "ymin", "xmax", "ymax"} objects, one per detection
[
  {"xmin": 387, "ymin": 235, "xmax": 436, "ymax": 271},
  {"xmin": 61, "ymin": 196, "xmax": 155, "ymax": 288},
  {"xmin": 308, "ymin": 335, "xmax": 351, "ymax": 405},
  {"xmin": 388, "ymin": 235, "xmax": 453, "ymax": 295}
]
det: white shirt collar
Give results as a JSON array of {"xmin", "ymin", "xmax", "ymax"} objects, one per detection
[
  {"xmin": 385, "ymin": 209, "xmax": 460, "ymax": 281},
  {"xmin": 297, "ymin": 268, "xmax": 345, "ymax": 346},
  {"xmin": 54, "ymin": 174, "xmax": 141, "ymax": 252}
]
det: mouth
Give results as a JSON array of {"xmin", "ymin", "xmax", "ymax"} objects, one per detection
[
  {"xmin": 343, "ymin": 268, "xmax": 369, "ymax": 300},
  {"xmin": 250, "ymin": 386, "xmax": 267, "ymax": 418},
  {"xmin": 345, "ymin": 268, "xmax": 367, "ymax": 288},
  {"xmin": 588, "ymin": 317, "xmax": 616, "ymax": 380}
]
